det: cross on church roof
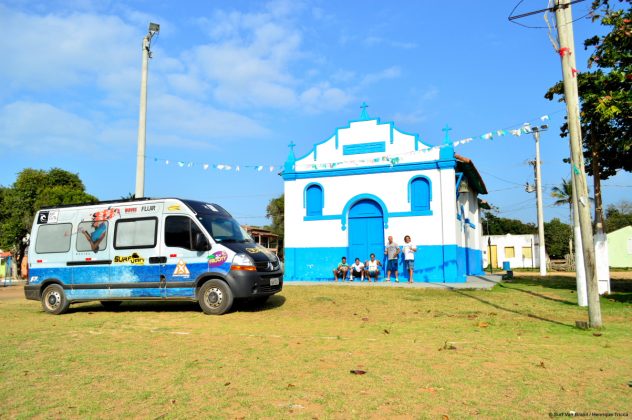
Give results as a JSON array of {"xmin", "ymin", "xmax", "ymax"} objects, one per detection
[
  {"xmin": 288, "ymin": 141, "xmax": 296, "ymax": 152},
  {"xmin": 359, "ymin": 102, "xmax": 370, "ymax": 120},
  {"xmin": 442, "ymin": 124, "xmax": 452, "ymax": 144}
]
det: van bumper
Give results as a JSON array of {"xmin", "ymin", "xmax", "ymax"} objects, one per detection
[
  {"xmin": 226, "ymin": 269, "xmax": 283, "ymax": 298},
  {"xmin": 24, "ymin": 285, "xmax": 41, "ymax": 301}
]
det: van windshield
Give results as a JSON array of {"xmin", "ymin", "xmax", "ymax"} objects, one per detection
[{"xmin": 197, "ymin": 214, "xmax": 254, "ymax": 243}]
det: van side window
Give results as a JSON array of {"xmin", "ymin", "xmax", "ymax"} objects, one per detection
[
  {"xmin": 76, "ymin": 221, "xmax": 108, "ymax": 252},
  {"xmin": 165, "ymin": 216, "xmax": 203, "ymax": 250},
  {"xmin": 35, "ymin": 224, "xmax": 72, "ymax": 254},
  {"xmin": 114, "ymin": 217, "xmax": 157, "ymax": 249}
]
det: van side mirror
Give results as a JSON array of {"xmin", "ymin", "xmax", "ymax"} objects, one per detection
[{"xmin": 194, "ymin": 233, "xmax": 211, "ymax": 251}]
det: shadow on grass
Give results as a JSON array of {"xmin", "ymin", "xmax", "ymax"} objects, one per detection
[
  {"xmin": 233, "ymin": 295, "xmax": 287, "ymax": 312},
  {"xmin": 497, "ymin": 283, "xmax": 577, "ymax": 306},
  {"xmin": 69, "ymin": 295, "xmax": 286, "ymax": 314},
  {"xmin": 506, "ymin": 276, "xmax": 632, "ymax": 305},
  {"xmin": 453, "ymin": 289, "xmax": 575, "ymax": 328}
]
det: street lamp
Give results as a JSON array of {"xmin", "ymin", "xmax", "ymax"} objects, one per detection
[
  {"xmin": 526, "ymin": 123, "xmax": 548, "ymax": 276},
  {"xmin": 135, "ymin": 22, "xmax": 160, "ymax": 199}
]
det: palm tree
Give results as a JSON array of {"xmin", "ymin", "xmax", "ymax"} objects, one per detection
[
  {"xmin": 550, "ymin": 178, "xmax": 594, "ymax": 264},
  {"xmin": 551, "ymin": 178, "xmax": 575, "ymax": 263},
  {"xmin": 551, "ymin": 178, "xmax": 573, "ymax": 223}
]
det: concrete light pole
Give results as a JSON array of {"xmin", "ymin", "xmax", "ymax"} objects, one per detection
[
  {"xmin": 528, "ymin": 125, "xmax": 547, "ymax": 277},
  {"xmin": 135, "ymin": 22, "xmax": 160, "ymax": 199}
]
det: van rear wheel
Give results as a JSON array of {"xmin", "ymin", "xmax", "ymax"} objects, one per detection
[
  {"xmin": 198, "ymin": 280, "xmax": 233, "ymax": 315},
  {"xmin": 41, "ymin": 284, "xmax": 70, "ymax": 315}
]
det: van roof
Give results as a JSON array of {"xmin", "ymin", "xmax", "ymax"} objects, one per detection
[{"xmin": 40, "ymin": 198, "xmax": 230, "ymax": 216}]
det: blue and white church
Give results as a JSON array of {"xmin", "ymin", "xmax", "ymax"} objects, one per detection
[{"xmin": 281, "ymin": 105, "xmax": 488, "ymax": 282}]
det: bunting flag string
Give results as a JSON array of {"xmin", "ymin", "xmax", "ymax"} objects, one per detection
[
  {"xmin": 150, "ymin": 113, "xmax": 552, "ymax": 174},
  {"xmin": 294, "ymin": 114, "xmax": 552, "ymax": 170},
  {"xmin": 151, "ymin": 157, "xmax": 281, "ymax": 173}
]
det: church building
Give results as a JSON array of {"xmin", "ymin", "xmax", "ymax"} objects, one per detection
[{"xmin": 281, "ymin": 105, "xmax": 487, "ymax": 282}]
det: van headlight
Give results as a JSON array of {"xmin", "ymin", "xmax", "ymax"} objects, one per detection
[{"xmin": 231, "ymin": 253, "xmax": 256, "ymax": 271}]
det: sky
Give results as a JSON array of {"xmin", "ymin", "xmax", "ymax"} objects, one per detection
[{"xmin": 1, "ymin": 0, "xmax": 630, "ymax": 228}]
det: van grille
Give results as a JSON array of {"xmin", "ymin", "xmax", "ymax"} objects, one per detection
[{"xmin": 255, "ymin": 260, "xmax": 280, "ymax": 272}]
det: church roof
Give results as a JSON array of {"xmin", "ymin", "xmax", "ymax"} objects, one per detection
[{"xmin": 455, "ymin": 154, "xmax": 488, "ymax": 195}]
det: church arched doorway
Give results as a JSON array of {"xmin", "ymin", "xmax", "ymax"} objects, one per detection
[{"xmin": 348, "ymin": 199, "xmax": 384, "ymax": 265}]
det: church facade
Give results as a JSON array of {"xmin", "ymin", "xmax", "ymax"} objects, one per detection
[{"xmin": 281, "ymin": 106, "xmax": 487, "ymax": 282}]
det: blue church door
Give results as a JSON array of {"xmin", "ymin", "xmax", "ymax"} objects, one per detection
[{"xmin": 348, "ymin": 200, "xmax": 384, "ymax": 264}]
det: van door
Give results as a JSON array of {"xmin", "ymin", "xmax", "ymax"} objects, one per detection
[
  {"xmin": 110, "ymin": 215, "xmax": 163, "ymax": 299},
  {"xmin": 72, "ymin": 218, "xmax": 112, "ymax": 299},
  {"xmin": 162, "ymin": 215, "xmax": 210, "ymax": 299}
]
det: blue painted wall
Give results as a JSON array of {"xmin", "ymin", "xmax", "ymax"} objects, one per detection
[{"xmin": 284, "ymin": 244, "xmax": 479, "ymax": 282}]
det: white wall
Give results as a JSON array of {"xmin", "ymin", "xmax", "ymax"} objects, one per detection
[
  {"xmin": 284, "ymin": 168, "xmax": 454, "ymax": 248},
  {"xmin": 481, "ymin": 234, "xmax": 541, "ymax": 269}
]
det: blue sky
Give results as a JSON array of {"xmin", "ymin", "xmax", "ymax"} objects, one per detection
[{"xmin": 1, "ymin": 0, "xmax": 630, "ymax": 227}]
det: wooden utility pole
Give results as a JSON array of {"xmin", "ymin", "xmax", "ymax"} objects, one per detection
[{"xmin": 555, "ymin": 0, "xmax": 602, "ymax": 327}]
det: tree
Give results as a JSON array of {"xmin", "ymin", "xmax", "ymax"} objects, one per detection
[
  {"xmin": 551, "ymin": 178, "xmax": 574, "ymax": 221},
  {"xmin": 544, "ymin": 218, "xmax": 572, "ymax": 259},
  {"xmin": 0, "ymin": 168, "xmax": 98, "ymax": 276},
  {"xmin": 481, "ymin": 213, "xmax": 537, "ymax": 235},
  {"xmin": 265, "ymin": 194, "xmax": 284, "ymax": 238},
  {"xmin": 605, "ymin": 200, "xmax": 632, "ymax": 232}
]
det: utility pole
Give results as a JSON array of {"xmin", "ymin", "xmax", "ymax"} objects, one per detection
[
  {"xmin": 571, "ymin": 174, "xmax": 588, "ymax": 306},
  {"xmin": 530, "ymin": 125, "xmax": 547, "ymax": 277},
  {"xmin": 135, "ymin": 22, "xmax": 160, "ymax": 199},
  {"xmin": 555, "ymin": 1, "xmax": 602, "ymax": 327}
]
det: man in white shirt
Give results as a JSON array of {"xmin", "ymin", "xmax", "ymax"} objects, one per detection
[
  {"xmin": 403, "ymin": 235, "xmax": 417, "ymax": 283},
  {"xmin": 349, "ymin": 258, "xmax": 365, "ymax": 282}
]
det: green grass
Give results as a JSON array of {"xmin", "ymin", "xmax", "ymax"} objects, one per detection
[{"xmin": 1, "ymin": 277, "xmax": 630, "ymax": 418}]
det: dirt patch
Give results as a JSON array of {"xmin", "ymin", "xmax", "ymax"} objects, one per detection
[{"xmin": 0, "ymin": 284, "xmax": 25, "ymax": 301}]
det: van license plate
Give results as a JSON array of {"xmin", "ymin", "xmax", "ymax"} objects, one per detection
[{"xmin": 269, "ymin": 278, "xmax": 279, "ymax": 286}]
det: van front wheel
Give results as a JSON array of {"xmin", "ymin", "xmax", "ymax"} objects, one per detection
[
  {"xmin": 41, "ymin": 284, "xmax": 70, "ymax": 315},
  {"xmin": 199, "ymin": 280, "xmax": 234, "ymax": 315}
]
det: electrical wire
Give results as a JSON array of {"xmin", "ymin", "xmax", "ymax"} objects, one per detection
[
  {"xmin": 508, "ymin": 0, "xmax": 590, "ymax": 29},
  {"xmin": 478, "ymin": 169, "xmax": 525, "ymax": 186}
]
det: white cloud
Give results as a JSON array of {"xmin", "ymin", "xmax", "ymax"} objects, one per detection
[
  {"xmin": 390, "ymin": 86, "xmax": 440, "ymax": 125},
  {"xmin": 149, "ymin": 94, "xmax": 271, "ymax": 141},
  {"xmin": 300, "ymin": 83, "xmax": 352, "ymax": 113},
  {"xmin": 362, "ymin": 35, "xmax": 418, "ymax": 50},
  {"xmin": 0, "ymin": 5, "xmax": 137, "ymax": 92},
  {"xmin": 392, "ymin": 109, "xmax": 431, "ymax": 125},
  {"xmin": 360, "ymin": 66, "xmax": 402, "ymax": 86},
  {"xmin": 0, "ymin": 101, "xmax": 97, "ymax": 152}
]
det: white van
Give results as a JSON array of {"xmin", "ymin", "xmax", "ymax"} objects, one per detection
[{"xmin": 24, "ymin": 198, "xmax": 283, "ymax": 315}]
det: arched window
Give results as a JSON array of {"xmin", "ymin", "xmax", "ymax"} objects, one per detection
[
  {"xmin": 306, "ymin": 184, "xmax": 324, "ymax": 216},
  {"xmin": 410, "ymin": 177, "xmax": 431, "ymax": 212}
]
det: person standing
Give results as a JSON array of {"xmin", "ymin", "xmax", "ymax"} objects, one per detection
[
  {"xmin": 403, "ymin": 235, "xmax": 417, "ymax": 283},
  {"xmin": 384, "ymin": 235, "xmax": 400, "ymax": 282}
]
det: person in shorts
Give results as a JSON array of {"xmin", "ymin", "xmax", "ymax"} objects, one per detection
[
  {"xmin": 384, "ymin": 236, "xmax": 400, "ymax": 282},
  {"xmin": 349, "ymin": 258, "xmax": 365, "ymax": 281},
  {"xmin": 364, "ymin": 253, "xmax": 382, "ymax": 282},
  {"xmin": 333, "ymin": 257, "xmax": 349, "ymax": 282},
  {"xmin": 403, "ymin": 235, "xmax": 417, "ymax": 283}
]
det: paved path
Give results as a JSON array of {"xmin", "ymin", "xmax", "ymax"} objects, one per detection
[{"xmin": 285, "ymin": 275, "xmax": 502, "ymax": 290}]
